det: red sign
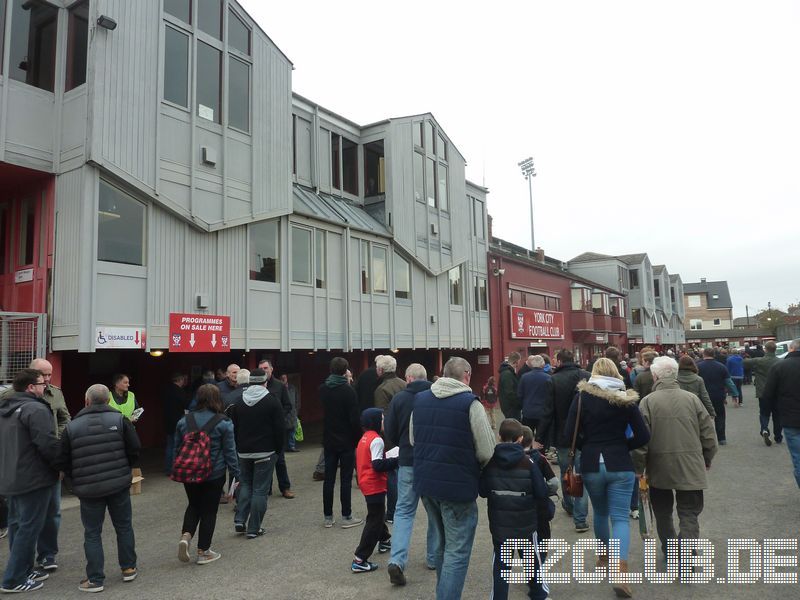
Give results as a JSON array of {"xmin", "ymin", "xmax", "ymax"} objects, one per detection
[
  {"xmin": 509, "ymin": 306, "xmax": 565, "ymax": 340},
  {"xmin": 169, "ymin": 313, "xmax": 231, "ymax": 353}
]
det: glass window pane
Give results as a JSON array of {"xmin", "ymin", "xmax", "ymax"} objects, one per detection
[
  {"xmin": 228, "ymin": 9, "xmax": 250, "ymax": 55},
  {"xmin": 98, "ymin": 181, "xmax": 146, "ymax": 266},
  {"xmin": 315, "ymin": 230, "xmax": 326, "ymax": 289},
  {"xmin": 164, "ymin": 26, "xmax": 189, "ymax": 107},
  {"xmin": 10, "ymin": 0, "xmax": 59, "ymax": 92},
  {"xmin": 164, "ymin": 0, "xmax": 191, "ymax": 23},
  {"xmin": 438, "ymin": 164, "xmax": 448, "ymax": 211},
  {"xmin": 197, "ymin": 0, "xmax": 222, "ymax": 39},
  {"xmin": 0, "ymin": 2, "xmax": 6, "ymax": 75},
  {"xmin": 413, "ymin": 152, "xmax": 424, "ymax": 202},
  {"xmin": 372, "ymin": 246, "xmax": 387, "ymax": 293},
  {"xmin": 437, "ymin": 133, "xmax": 447, "ymax": 160},
  {"xmin": 425, "ymin": 158, "xmax": 436, "ymax": 207},
  {"xmin": 18, "ymin": 199, "xmax": 35, "ymax": 266},
  {"xmin": 342, "ymin": 137, "xmax": 358, "ymax": 195},
  {"xmin": 331, "ymin": 134, "xmax": 341, "ymax": 189},
  {"xmin": 228, "ymin": 56, "xmax": 249, "ymax": 131},
  {"xmin": 249, "ymin": 220, "xmax": 279, "ymax": 282},
  {"xmin": 424, "ymin": 121, "xmax": 434, "ymax": 153},
  {"xmin": 479, "ymin": 278, "xmax": 488, "ymax": 311},
  {"xmin": 197, "ymin": 41, "xmax": 221, "ymax": 123},
  {"xmin": 449, "ymin": 267, "xmax": 461, "ymax": 306},
  {"xmin": 291, "ymin": 227, "xmax": 311, "ymax": 284},
  {"xmin": 360, "ymin": 241, "xmax": 369, "ymax": 294},
  {"xmin": 394, "ymin": 253, "xmax": 410, "ymax": 299},
  {"xmin": 65, "ymin": 1, "xmax": 88, "ymax": 91},
  {"xmin": 413, "ymin": 122, "xmax": 422, "ymax": 147},
  {"xmin": 0, "ymin": 206, "xmax": 7, "ymax": 273},
  {"xmin": 472, "ymin": 198, "xmax": 485, "ymax": 237}
]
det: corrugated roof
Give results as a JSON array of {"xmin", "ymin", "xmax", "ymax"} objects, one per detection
[
  {"xmin": 684, "ymin": 281, "xmax": 733, "ymax": 309},
  {"xmin": 569, "ymin": 252, "xmax": 614, "ymax": 263},
  {"xmin": 684, "ymin": 327, "xmax": 771, "ymax": 340},
  {"xmin": 292, "ymin": 185, "xmax": 390, "ymax": 236}
]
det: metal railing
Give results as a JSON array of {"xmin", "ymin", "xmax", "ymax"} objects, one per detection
[{"xmin": 0, "ymin": 312, "xmax": 47, "ymax": 385}]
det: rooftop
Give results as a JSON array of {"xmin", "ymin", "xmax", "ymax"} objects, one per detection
[{"xmin": 684, "ymin": 280, "xmax": 733, "ymax": 309}]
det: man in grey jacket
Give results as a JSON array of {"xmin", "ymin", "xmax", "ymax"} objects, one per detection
[{"xmin": 0, "ymin": 369, "xmax": 60, "ymax": 593}]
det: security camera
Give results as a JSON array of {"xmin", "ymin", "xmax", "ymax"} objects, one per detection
[{"xmin": 493, "ymin": 268, "xmax": 505, "ymax": 276}]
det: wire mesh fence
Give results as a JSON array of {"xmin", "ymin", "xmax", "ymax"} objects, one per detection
[{"xmin": 0, "ymin": 313, "xmax": 47, "ymax": 385}]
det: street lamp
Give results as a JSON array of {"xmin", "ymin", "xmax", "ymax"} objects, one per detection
[{"xmin": 518, "ymin": 157, "xmax": 537, "ymax": 252}]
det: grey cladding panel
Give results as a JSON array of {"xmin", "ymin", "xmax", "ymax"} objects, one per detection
[
  {"xmin": 148, "ymin": 206, "xmax": 185, "ymax": 325},
  {"xmin": 216, "ymin": 226, "xmax": 247, "ymax": 328},
  {"xmin": 53, "ymin": 169, "xmax": 85, "ymax": 328}
]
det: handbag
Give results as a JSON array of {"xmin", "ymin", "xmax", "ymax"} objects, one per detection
[
  {"xmin": 562, "ymin": 393, "xmax": 584, "ymax": 498},
  {"xmin": 294, "ymin": 418, "xmax": 304, "ymax": 442}
]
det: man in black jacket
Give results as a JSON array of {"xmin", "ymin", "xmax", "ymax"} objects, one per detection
[
  {"xmin": 321, "ymin": 357, "xmax": 363, "ymax": 529},
  {"xmin": 162, "ymin": 372, "xmax": 188, "ymax": 475},
  {"xmin": 498, "ymin": 352, "xmax": 521, "ymax": 419},
  {"xmin": 356, "ymin": 359, "xmax": 382, "ymax": 413},
  {"xmin": 762, "ymin": 340, "xmax": 800, "ymax": 488},
  {"xmin": 0, "ymin": 369, "xmax": 60, "ymax": 593},
  {"xmin": 542, "ymin": 350, "xmax": 590, "ymax": 532},
  {"xmin": 57, "ymin": 384, "xmax": 140, "ymax": 592},
  {"xmin": 229, "ymin": 369, "xmax": 285, "ymax": 538},
  {"xmin": 698, "ymin": 347, "xmax": 739, "ymax": 445},
  {"xmin": 259, "ymin": 359, "xmax": 295, "ymax": 499}
]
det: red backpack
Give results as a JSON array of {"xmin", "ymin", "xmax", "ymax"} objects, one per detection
[{"xmin": 170, "ymin": 413, "xmax": 225, "ymax": 483}]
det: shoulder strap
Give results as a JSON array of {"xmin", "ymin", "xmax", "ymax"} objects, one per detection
[
  {"xmin": 568, "ymin": 393, "xmax": 583, "ymax": 463},
  {"xmin": 186, "ymin": 412, "xmax": 198, "ymax": 433},
  {"xmin": 200, "ymin": 413, "xmax": 225, "ymax": 434}
]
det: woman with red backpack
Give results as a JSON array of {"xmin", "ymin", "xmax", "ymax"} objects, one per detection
[{"xmin": 173, "ymin": 384, "xmax": 239, "ymax": 565}]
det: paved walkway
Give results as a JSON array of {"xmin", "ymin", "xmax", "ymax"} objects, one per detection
[{"xmin": 1, "ymin": 384, "xmax": 796, "ymax": 599}]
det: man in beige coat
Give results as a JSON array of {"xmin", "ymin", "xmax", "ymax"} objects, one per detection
[{"xmin": 633, "ymin": 356, "xmax": 718, "ymax": 558}]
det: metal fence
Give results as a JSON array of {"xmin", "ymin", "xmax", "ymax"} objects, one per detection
[{"xmin": 0, "ymin": 312, "xmax": 47, "ymax": 385}]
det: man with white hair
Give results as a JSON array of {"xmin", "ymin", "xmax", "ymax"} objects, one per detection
[
  {"xmin": 517, "ymin": 354, "xmax": 553, "ymax": 443},
  {"xmin": 374, "ymin": 355, "xmax": 405, "ymax": 410},
  {"xmin": 633, "ymin": 356, "xmax": 717, "ymax": 560},
  {"xmin": 762, "ymin": 339, "xmax": 800, "ymax": 487}
]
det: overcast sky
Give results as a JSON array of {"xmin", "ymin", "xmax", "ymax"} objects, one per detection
[{"xmin": 242, "ymin": 0, "xmax": 799, "ymax": 319}]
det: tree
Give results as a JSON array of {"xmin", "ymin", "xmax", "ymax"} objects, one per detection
[{"xmin": 756, "ymin": 307, "xmax": 788, "ymax": 335}]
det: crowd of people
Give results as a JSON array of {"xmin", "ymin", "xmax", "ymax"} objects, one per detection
[{"xmin": 1, "ymin": 339, "xmax": 799, "ymax": 598}]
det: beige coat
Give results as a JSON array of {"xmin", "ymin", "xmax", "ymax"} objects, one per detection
[
  {"xmin": 374, "ymin": 374, "xmax": 406, "ymax": 410},
  {"xmin": 633, "ymin": 375, "xmax": 717, "ymax": 490}
]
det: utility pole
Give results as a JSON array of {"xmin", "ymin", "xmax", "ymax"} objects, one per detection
[{"xmin": 518, "ymin": 157, "xmax": 536, "ymax": 252}]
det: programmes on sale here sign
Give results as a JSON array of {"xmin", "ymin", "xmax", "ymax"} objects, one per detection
[
  {"xmin": 169, "ymin": 313, "xmax": 231, "ymax": 352},
  {"xmin": 510, "ymin": 306, "xmax": 565, "ymax": 340}
]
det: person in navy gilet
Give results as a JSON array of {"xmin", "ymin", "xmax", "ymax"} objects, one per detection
[{"xmin": 410, "ymin": 357, "xmax": 496, "ymax": 600}]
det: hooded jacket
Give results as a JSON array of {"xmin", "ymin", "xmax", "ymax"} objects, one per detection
[
  {"xmin": 479, "ymin": 442, "xmax": 549, "ymax": 543},
  {"xmin": 384, "ymin": 378, "xmax": 432, "ymax": 466},
  {"xmin": 321, "ymin": 377, "xmax": 361, "ymax": 451},
  {"xmin": 0, "ymin": 392, "xmax": 60, "ymax": 495},
  {"xmin": 633, "ymin": 375, "xmax": 717, "ymax": 490},
  {"xmin": 356, "ymin": 408, "xmax": 398, "ymax": 498},
  {"xmin": 229, "ymin": 384, "xmax": 285, "ymax": 457},
  {"xmin": 563, "ymin": 378, "xmax": 649, "ymax": 473},
  {"xmin": 676, "ymin": 370, "xmax": 716, "ymax": 417},
  {"xmin": 498, "ymin": 362, "xmax": 520, "ymax": 418}
]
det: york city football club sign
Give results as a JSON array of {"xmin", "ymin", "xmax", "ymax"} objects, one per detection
[{"xmin": 510, "ymin": 306, "xmax": 565, "ymax": 340}]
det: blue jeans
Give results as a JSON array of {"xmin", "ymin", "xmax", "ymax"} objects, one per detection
[
  {"xmin": 491, "ymin": 534, "xmax": 548, "ymax": 600},
  {"xmin": 165, "ymin": 433, "xmax": 176, "ymax": 475},
  {"xmin": 758, "ymin": 396, "xmax": 782, "ymax": 441},
  {"xmin": 235, "ymin": 455, "xmax": 277, "ymax": 534},
  {"xmin": 782, "ymin": 427, "xmax": 800, "ymax": 488},
  {"xmin": 287, "ymin": 429, "xmax": 296, "ymax": 451},
  {"xmin": 80, "ymin": 488, "xmax": 136, "ymax": 585},
  {"xmin": 582, "ymin": 464, "xmax": 635, "ymax": 560},
  {"xmin": 389, "ymin": 466, "xmax": 436, "ymax": 570},
  {"xmin": 421, "ymin": 496, "xmax": 478, "ymax": 600},
  {"xmin": 556, "ymin": 447, "xmax": 588, "ymax": 525},
  {"xmin": 3, "ymin": 486, "xmax": 54, "ymax": 588},
  {"xmin": 36, "ymin": 481, "xmax": 60, "ymax": 565}
]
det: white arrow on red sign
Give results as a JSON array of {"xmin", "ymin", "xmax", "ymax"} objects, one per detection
[
  {"xmin": 211, "ymin": 334, "xmax": 217, "ymax": 348},
  {"xmin": 189, "ymin": 333, "xmax": 196, "ymax": 348}
]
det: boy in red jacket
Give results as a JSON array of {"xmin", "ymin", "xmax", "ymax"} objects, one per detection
[{"xmin": 352, "ymin": 408, "xmax": 398, "ymax": 573}]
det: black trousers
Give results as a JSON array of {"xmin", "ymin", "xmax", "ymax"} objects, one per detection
[
  {"xmin": 182, "ymin": 476, "xmax": 225, "ymax": 551},
  {"xmin": 521, "ymin": 418, "xmax": 541, "ymax": 442},
  {"xmin": 711, "ymin": 397, "xmax": 726, "ymax": 442},
  {"xmin": 0, "ymin": 495, "xmax": 7, "ymax": 529},
  {"xmin": 649, "ymin": 487, "xmax": 704, "ymax": 556},
  {"xmin": 354, "ymin": 494, "xmax": 390, "ymax": 561}
]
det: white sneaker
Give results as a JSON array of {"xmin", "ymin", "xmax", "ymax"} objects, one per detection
[
  {"xmin": 324, "ymin": 517, "xmax": 335, "ymax": 528},
  {"xmin": 196, "ymin": 550, "xmax": 221, "ymax": 565},
  {"xmin": 341, "ymin": 515, "xmax": 364, "ymax": 529},
  {"xmin": 629, "ymin": 509, "xmax": 639, "ymax": 520}
]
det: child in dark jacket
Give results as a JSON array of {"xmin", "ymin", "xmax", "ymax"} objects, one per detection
[
  {"xmin": 351, "ymin": 408, "xmax": 398, "ymax": 573},
  {"xmin": 521, "ymin": 425, "xmax": 557, "ymax": 543},
  {"xmin": 479, "ymin": 419, "xmax": 551, "ymax": 600}
]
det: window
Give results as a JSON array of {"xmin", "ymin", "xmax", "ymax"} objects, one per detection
[
  {"xmin": 197, "ymin": 0, "xmax": 222, "ymax": 39},
  {"xmin": 472, "ymin": 198, "xmax": 485, "ymax": 238},
  {"xmin": 670, "ymin": 287, "xmax": 676, "ymax": 303},
  {"xmin": 360, "ymin": 241, "xmax": 370, "ymax": 294},
  {"xmin": 97, "ymin": 180, "xmax": 146, "ymax": 266},
  {"xmin": 449, "ymin": 267, "xmax": 462, "ymax": 305},
  {"xmin": 609, "ymin": 297, "xmax": 625, "ymax": 317},
  {"xmin": 315, "ymin": 230, "xmax": 326, "ymax": 289},
  {"xmin": 197, "ymin": 41, "xmax": 221, "ymax": 123},
  {"xmin": 291, "ymin": 227, "xmax": 311, "ymax": 284},
  {"xmin": 629, "ymin": 269, "xmax": 639, "ymax": 289},
  {"xmin": 228, "ymin": 9, "xmax": 250, "ymax": 55},
  {"xmin": 424, "ymin": 122, "xmax": 434, "ymax": 152},
  {"xmin": 413, "ymin": 153, "xmax": 424, "ymax": 202},
  {"xmin": 331, "ymin": 134, "xmax": 341, "ymax": 189},
  {"xmin": 688, "ymin": 295, "xmax": 702, "ymax": 308},
  {"xmin": 712, "ymin": 294, "xmax": 719, "ymax": 300},
  {"xmin": 425, "ymin": 158, "xmax": 436, "ymax": 207},
  {"xmin": 164, "ymin": 0, "xmax": 191, "ymax": 23},
  {"xmin": 10, "ymin": 0, "xmax": 59, "ymax": 92},
  {"xmin": 545, "ymin": 296, "xmax": 561, "ymax": 311},
  {"xmin": 65, "ymin": 1, "xmax": 89, "ymax": 91},
  {"xmin": 249, "ymin": 220, "xmax": 279, "ymax": 282},
  {"xmin": 18, "ymin": 199, "xmax": 36, "ymax": 266},
  {"xmin": 413, "ymin": 122, "xmax": 422, "ymax": 147},
  {"xmin": 690, "ymin": 319, "xmax": 703, "ymax": 331},
  {"xmin": 394, "ymin": 253, "xmax": 410, "ymax": 299},
  {"xmin": 364, "ymin": 141, "xmax": 385, "ymax": 197},
  {"xmin": 0, "ymin": 205, "xmax": 7, "ymax": 273},
  {"xmin": 592, "ymin": 292, "xmax": 609, "ymax": 315},
  {"xmin": 654, "ymin": 279, "xmax": 660, "ymax": 297},
  {"xmin": 228, "ymin": 56, "xmax": 250, "ymax": 131},
  {"xmin": 438, "ymin": 164, "xmax": 448, "ymax": 211},
  {"xmin": 713, "ymin": 318, "xmax": 721, "ymax": 326},
  {"xmin": 372, "ymin": 246, "xmax": 387, "ymax": 293},
  {"xmin": 342, "ymin": 137, "xmax": 358, "ymax": 195},
  {"xmin": 571, "ymin": 288, "xmax": 591, "ymax": 311},
  {"xmin": 164, "ymin": 26, "xmax": 189, "ymax": 107},
  {"xmin": 437, "ymin": 133, "xmax": 447, "ymax": 161},
  {"xmin": 618, "ymin": 266, "xmax": 628, "ymax": 290},
  {"xmin": 474, "ymin": 277, "xmax": 488, "ymax": 311},
  {"xmin": 631, "ymin": 309, "xmax": 642, "ymax": 325},
  {"xmin": 0, "ymin": 2, "xmax": 5, "ymax": 75}
]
